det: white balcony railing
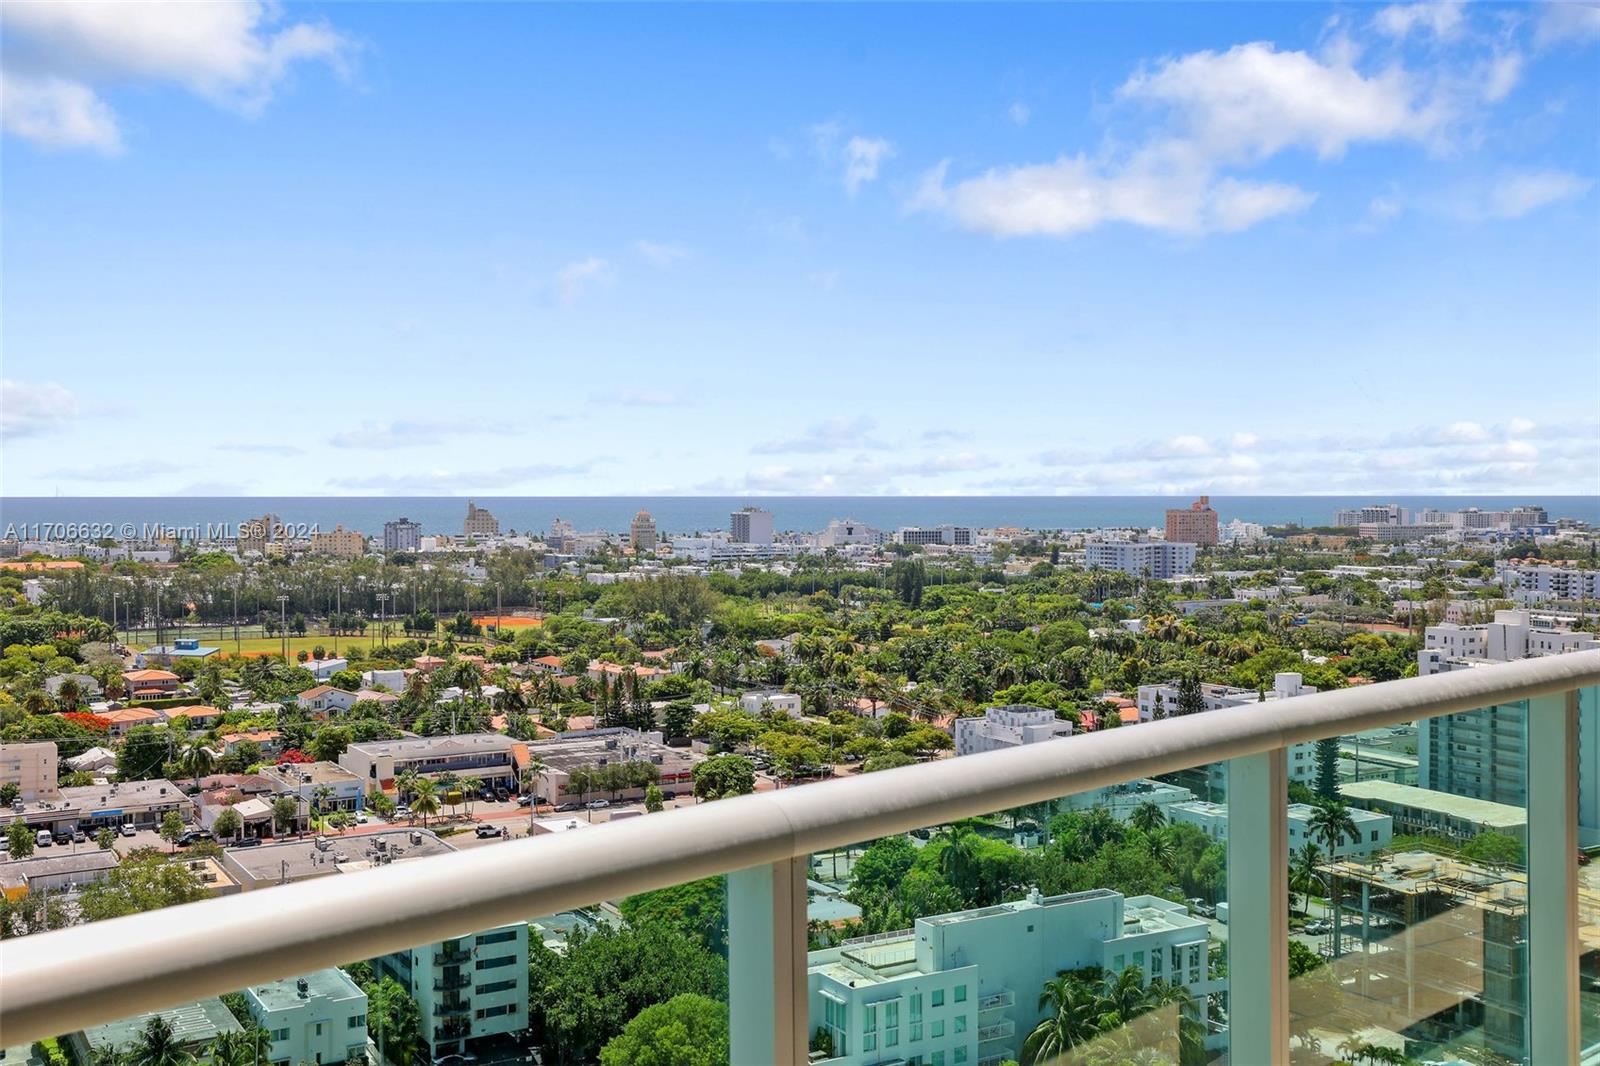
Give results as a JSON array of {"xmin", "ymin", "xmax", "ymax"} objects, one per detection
[{"xmin": 2, "ymin": 648, "xmax": 1598, "ymax": 1066}]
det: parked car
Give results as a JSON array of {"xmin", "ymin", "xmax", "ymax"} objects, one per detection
[
  {"xmin": 230, "ymin": 836, "xmax": 262, "ymax": 848},
  {"xmin": 176, "ymin": 829, "xmax": 213, "ymax": 847},
  {"xmin": 494, "ymin": 788, "xmax": 511, "ymax": 802},
  {"xmin": 119, "ymin": 823, "xmax": 137, "ymax": 837},
  {"xmin": 356, "ymin": 813, "xmax": 369, "ymax": 824},
  {"xmin": 660, "ymin": 791, "xmax": 676, "ymax": 801},
  {"xmin": 586, "ymin": 800, "xmax": 610, "ymax": 811},
  {"xmin": 35, "ymin": 830, "xmax": 53, "ymax": 848},
  {"xmin": 516, "ymin": 795, "xmax": 533, "ymax": 807},
  {"xmin": 53, "ymin": 828, "xmax": 72, "ymax": 845},
  {"xmin": 555, "ymin": 803, "xmax": 580, "ymax": 813},
  {"xmin": 72, "ymin": 829, "xmax": 88, "ymax": 843},
  {"xmin": 475, "ymin": 824, "xmax": 505, "ymax": 839}
]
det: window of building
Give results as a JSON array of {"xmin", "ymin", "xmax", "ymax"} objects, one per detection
[
  {"xmin": 954, "ymin": 1048, "xmax": 968, "ymax": 1064},
  {"xmin": 1133, "ymin": 950, "xmax": 1144, "ymax": 971},
  {"xmin": 954, "ymin": 1016, "xmax": 967, "ymax": 1034},
  {"xmin": 475, "ymin": 1003, "xmax": 514, "ymax": 1020},
  {"xmin": 932, "ymin": 1054, "xmax": 946, "ymax": 1066},
  {"xmin": 348, "ymin": 1014, "xmax": 366, "ymax": 1029},
  {"xmin": 932, "ymin": 1020, "xmax": 945, "ymax": 1039},
  {"xmin": 864, "ymin": 1004, "xmax": 878, "ymax": 1031},
  {"xmin": 911, "ymin": 1022, "xmax": 922, "ymax": 1041},
  {"xmin": 475, "ymin": 955, "xmax": 517, "ymax": 970},
  {"xmin": 931, "ymin": 989, "xmax": 945, "ymax": 1008},
  {"xmin": 910, "ymin": 993, "xmax": 922, "ymax": 1022},
  {"xmin": 864, "ymin": 1034, "xmax": 877, "ymax": 1052},
  {"xmin": 476, "ymin": 979, "xmax": 519, "ymax": 995},
  {"xmin": 886, "ymin": 1028, "xmax": 899, "ymax": 1048},
  {"xmin": 270, "ymin": 1028, "xmax": 289, "ymax": 1042},
  {"xmin": 314, "ymin": 1022, "xmax": 323, "ymax": 1036},
  {"xmin": 953, "ymin": 985, "xmax": 967, "ymax": 1004},
  {"xmin": 1113, "ymin": 954, "xmax": 1125, "ymax": 971},
  {"xmin": 477, "ymin": 929, "xmax": 519, "ymax": 945}
]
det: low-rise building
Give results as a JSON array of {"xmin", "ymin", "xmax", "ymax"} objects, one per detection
[
  {"xmin": 242, "ymin": 968, "xmax": 368, "ymax": 1066},
  {"xmin": 0, "ymin": 850, "xmax": 119, "ymax": 901},
  {"xmin": 8, "ymin": 779, "xmax": 192, "ymax": 836},
  {"xmin": 807, "ymin": 888, "xmax": 1213, "ymax": 1066},
  {"xmin": 222, "ymin": 828, "xmax": 455, "ymax": 890},
  {"xmin": 259, "ymin": 761, "xmax": 366, "ymax": 812},
  {"xmin": 69, "ymin": 999, "xmax": 240, "ymax": 1062},
  {"xmin": 339, "ymin": 734, "xmax": 518, "ymax": 793},
  {"xmin": 373, "ymin": 923, "xmax": 529, "ymax": 1062},
  {"xmin": 303, "ymin": 657, "xmax": 350, "ymax": 681},
  {"xmin": 738, "ymin": 690, "xmax": 804, "ymax": 718},
  {"xmin": 1339, "ymin": 780, "xmax": 1527, "ymax": 844},
  {"xmin": 121, "ymin": 668, "xmax": 181, "ymax": 700},
  {"xmin": 309, "ymin": 525, "xmax": 367, "ymax": 558},
  {"xmin": 1166, "ymin": 800, "xmax": 1392, "ymax": 857},
  {"xmin": 297, "ymin": 685, "xmax": 360, "ymax": 715},
  {"xmin": 525, "ymin": 728, "xmax": 697, "ymax": 804},
  {"xmin": 0, "ymin": 741, "xmax": 58, "ymax": 801},
  {"xmin": 953, "ymin": 705, "xmax": 1073, "ymax": 757}
]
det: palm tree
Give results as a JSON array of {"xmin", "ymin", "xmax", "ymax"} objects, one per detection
[
  {"xmin": 521, "ymin": 756, "xmax": 547, "ymax": 802},
  {"xmin": 1099, "ymin": 966, "xmax": 1148, "ymax": 1024},
  {"xmin": 203, "ymin": 1029, "xmax": 259, "ymax": 1066},
  {"xmin": 409, "ymin": 778, "xmax": 441, "ymax": 827},
  {"xmin": 1023, "ymin": 973, "xmax": 1108, "ymax": 1065},
  {"xmin": 177, "ymin": 741, "xmax": 216, "ymax": 792},
  {"xmin": 461, "ymin": 775, "xmax": 484, "ymax": 816},
  {"xmin": 394, "ymin": 767, "xmax": 420, "ymax": 804},
  {"xmin": 1309, "ymin": 801, "xmax": 1359, "ymax": 957},
  {"xmin": 89, "ymin": 1047, "xmax": 128, "ymax": 1066},
  {"xmin": 1290, "ymin": 842, "xmax": 1323, "ymax": 916},
  {"xmin": 128, "ymin": 1014, "xmax": 193, "ymax": 1066},
  {"xmin": 1130, "ymin": 802, "xmax": 1166, "ymax": 834},
  {"xmin": 312, "ymin": 784, "xmax": 336, "ymax": 829},
  {"xmin": 56, "ymin": 677, "xmax": 83, "ymax": 710}
]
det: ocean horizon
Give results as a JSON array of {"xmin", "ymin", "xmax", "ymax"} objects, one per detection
[{"xmin": 2, "ymin": 495, "xmax": 1594, "ymax": 539}]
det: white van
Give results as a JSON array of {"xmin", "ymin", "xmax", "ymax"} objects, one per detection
[{"xmin": 35, "ymin": 829, "xmax": 52, "ymax": 848}]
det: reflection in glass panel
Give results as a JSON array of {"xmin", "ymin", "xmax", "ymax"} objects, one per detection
[
  {"xmin": 807, "ymin": 763, "xmax": 1228, "ymax": 1066},
  {"xmin": 1289, "ymin": 703, "xmax": 1528, "ymax": 1065}
]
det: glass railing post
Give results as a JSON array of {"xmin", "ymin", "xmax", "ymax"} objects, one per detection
[
  {"xmin": 728, "ymin": 858, "xmax": 807, "ymax": 1063},
  {"xmin": 1528, "ymin": 689, "xmax": 1580, "ymax": 1062},
  {"xmin": 1227, "ymin": 747, "xmax": 1289, "ymax": 1065}
]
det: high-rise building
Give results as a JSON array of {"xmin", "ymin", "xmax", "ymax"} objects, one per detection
[
  {"xmin": 629, "ymin": 510, "xmax": 658, "ymax": 552},
  {"xmin": 383, "ymin": 517, "xmax": 422, "ymax": 552},
  {"xmin": 238, "ymin": 513, "xmax": 278, "ymax": 554},
  {"xmin": 309, "ymin": 525, "xmax": 366, "ymax": 559},
  {"xmin": 463, "ymin": 501, "xmax": 500, "ymax": 538},
  {"xmin": 1416, "ymin": 610, "xmax": 1600, "ymax": 839},
  {"xmin": 730, "ymin": 506, "xmax": 774, "ymax": 544},
  {"xmin": 1164, "ymin": 496, "xmax": 1218, "ymax": 547}
]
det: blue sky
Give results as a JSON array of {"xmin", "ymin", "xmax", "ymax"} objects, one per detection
[{"xmin": 2, "ymin": 1, "xmax": 1597, "ymax": 497}]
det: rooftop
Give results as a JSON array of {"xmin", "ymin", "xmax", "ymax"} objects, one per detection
[
  {"xmin": 80, "ymin": 998, "xmax": 240, "ymax": 1052},
  {"xmin": 18, "ymin": 780, "xmax": 187, "ymax": 818},
  {"xmin": 245, "ymin": 967, "xmax": 364, "ymax": 1013},
  {"xmin": 0, "ymin": 850, "xmax": 119, "ymax": 891},
  {"xmin": 1340, "ymin": 779, "xmax": 1528, "ymax": 828},
  {"xmin": 223, "ymin": 829, "xmax": 454, "ymax": 882},
  {"xmin": 346, "ymin": 733, "xmax": 514, "ymax": 758}
]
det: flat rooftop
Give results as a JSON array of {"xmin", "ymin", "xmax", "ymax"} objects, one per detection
[
  {"xmin": 246, "ymin": 967, "xmax": 364, "ymax": 1012},
  {"xmin": 225, "ymin": 829, "xmax": 455, "ymax": 882},
  {"xmin": 260, "ymin": 762, "xmax": 362, "ymax": 787},
  {"xmin": 0, "ymin": 850, "xmax": 119, "ymax": 889},
  {"xmin": 81, "ymin": 998, "xmax": 240, "ymax": 1051},
  {"xmin": 531, "ymin": 728, "xmax": 695, "ymax": 773},
  {"xmin": 347, "ymin": 734, "xmax": 514, "ymax": 758},
  {"xmin": 1340, "ymin": 780, "xmax": 1527, "ymax": 829},
  {"xmin": 18, "ymin": 779, "xmax": 187, "ymax": 819}
]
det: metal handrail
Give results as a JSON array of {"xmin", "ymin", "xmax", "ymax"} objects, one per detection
[{"xmin": 2, "ymin": 649, "xmax": 1597, "ymax": 1045}]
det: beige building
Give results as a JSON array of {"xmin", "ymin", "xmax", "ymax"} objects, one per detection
[
  {"xmin": 464, "ymin": 500, "xmax": 500, "ymax": 537},
  {"xmin": 309, "ymin": 524, "xmax": 366, "ymax": 558},
  {"xmin": 0, "ymin": 741, "xmax": 59, "ymax": 801},
  {"xmin": 630, "ymin": 509, "xmax": 658, "ymax": 552},
  {"xmin": 1165, "ymin": 495, "xmax": 1218, "ymax": 547}
]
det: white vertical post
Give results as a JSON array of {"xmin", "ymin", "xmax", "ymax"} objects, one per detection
[
  {"xmin": 729, "ymin": 858, "xmax": 807, "ymax": 1064},
  {"xmin": 1528, "ymin": 690, "xmax": 1579, "ymax": 1063},
  {"xmin": 1228, "ymin": 747, "xmax": 1289, "ymax": 1065}
]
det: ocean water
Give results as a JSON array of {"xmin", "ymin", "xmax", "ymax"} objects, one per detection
[{"xmin": 2, "ymin": 496, "xmax": 1594, "ymax": 538}]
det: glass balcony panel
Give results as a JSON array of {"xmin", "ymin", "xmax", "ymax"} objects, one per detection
[
  {"xmin": 1289, "ymin": 704, "xmax": 1528, "ymax": 1064},
  {"xmin": 805, "ymin": 759, "xmax": 1228, "ymax": 1066}
]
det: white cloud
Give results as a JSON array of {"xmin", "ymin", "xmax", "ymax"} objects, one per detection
[
  {"xmin": 607, "ymin": 389, "xmax": 687, "ymax": 408},
  {"xmin": 1481, "ymin": 51, "xmax": 1524, "ymax": 103},
  {"xmin": 1485, "ymin": 169, "xmax": 1592, "ymax": 218},
  {"xmin": 328, "ymin": 462, "xmax": 595, "ymax": 493},
  {"xmin": 327, "ymin": 418, "xmax": 510, "ymax": 449},
  {"xmin": 1372, "ymin": 3, "xmax": 1466, "ymax": 41},
  {"xmin": 909, "ymin": 153, "xmax": 1314, "ymax": 237},
  {"xmin": 635, "ymin": 240, "xmax": 689, "ymax": 266},
  {"xmin": 550, "ymin": 257, "xmax": 614, "ymax": 305},
  {"xmin": 843, "ymin": 135, "xmax": 894, "ymax": 194},
  {"xmin": 751, "ymin": 416, "xmax": 878, "ymax": 455},
  {"xmin": 1534, "ymin": 2, "xmax": 1600, "ymax": 47},
  {"xmin": 0, "ymin": 71, "xmax": 120, "ymax": 153},
  {"xmin": 1, "ymin": 379, "xmax": 78, "ymax": 437},
  {"xmin": 1007, "ymin": 101, "xmax": 1031, "ymax": 126},
  {"xmin": 0, "ymin": 0, "xmax": 351, "ymax": 151},
  {"xmin": 1117, "ymin": 42, "xmax": 1442, "ymax": 162}
]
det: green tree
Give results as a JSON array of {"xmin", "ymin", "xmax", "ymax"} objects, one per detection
[
  {"xmin": 644, "ymin": 784, "xmax": 664, "ymax": 813},
  {"xmin": 96, "ymin": 826, "xmax": 117, "ymax": 850},
  {"xmin": 128, "ymin": 1014, "xmax": 193, "ymax": 1066},
  {"xmin": 598, "ymin": 993, "xmax": 729, "ymax": 1066},
  {"xmin": 1313, "ymin": 737, "xmax": 1342, "ymax": 800},
  {"xmin": 213, "ymin": 806, "xmax": 244, "ymax": 843},
  {"xmin": 271, "ymin": 796, "xmax": 299, "ymax": 836},
  {"xmin": 692, "ymin": 754, "xmax": 755, "ymax": 802},
  {"xmin": 621, "ymin": 878, "xmax": 728, "ymax": 955},
  {"xmin": 7, "ymin": 819, "xmax": 35, "ymax": 859},
  {"xmin": 77, "ymin": 848, "xmax": 208, "ymax": 923},
  {"xmin": 409, "ymin": 779, "xmax": 441, "ymax": 826},
  {"xmin": 363, "ymin": 976, "xmax": 421, "ymax": 1065},
  {"xmin": 158, "ymin": 810, "xmax": 185, "ymax": 852},
  {"xmin": 1129, "ymin": 802, "xmax": 1166, "ymax": 834}
]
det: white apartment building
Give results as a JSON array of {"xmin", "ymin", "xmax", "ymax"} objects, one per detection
[
  {"xmin": 738, "ymin": 690, "xmax": 805, "ymax": 718},
  {"xmin": 953, "ymin": 705, "xmax": 1073, "ymax": 757},
  {"xmin": 820, "ymin": 518, "xmax": 886, "ymax": 547},
  {"xmin": 1061, "ymin": 778, "xmax": 1196, "ymax": 821},
  {"xmin": 808, "ymin": 888, "xmax": 1214, "ymax": 1066},
  {"xmin": 1417, "ymin": 610, "xmax": 1600, "ymax": 840},
  {"xmin": 1083, "ymin": 540, "xmax": 1197, "ymax": 579},
  {"xmin": 896, "ymin": 525, "xmax": 975, "ymax": 547},
  {"xmin": 1219, "ymin": 519, "xmax": 1267, "ymax": 544},
  {"xmin": 730, "ymin": 507, "xmax": 775, "ymax": 544},
  {"xmin": 1497, "ymin": 563, "xmax": 1600, "ymax": 604},
  {"xmin": 1136, "ymin": 673, "xmax": 1320, "ymax": 788},
  {"xmin": 242, "ymin": 968, "xmax": 368, "ymax": 1066},
  {"xmin": 1168, "ymin": 800, "xmax": 1392, "ymax": 857},
  {"xmin": 374, "ymin": 923, "xmax": 529, "ymax": 1062}
]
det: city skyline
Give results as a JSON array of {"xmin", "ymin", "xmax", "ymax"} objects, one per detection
[{"xmin": 3, "ymin": 1, "xmax": 1598, "ymax": 497}]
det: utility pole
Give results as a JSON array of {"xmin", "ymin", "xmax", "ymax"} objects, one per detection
[
  {"xmin": 335, "ymin": 584, "xmax": 342, "ymax": 656},
  {"xmin": 277, "ymin": 595, "xmax": 289, "ymax": 659}
]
